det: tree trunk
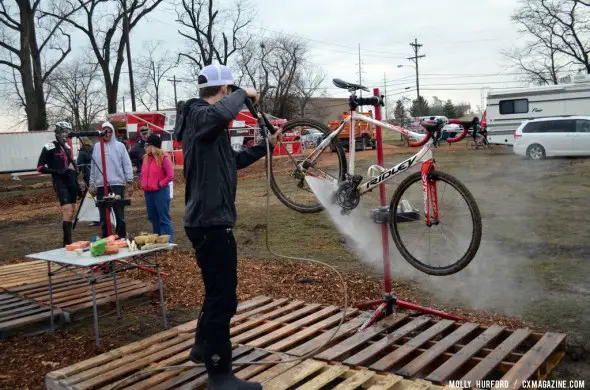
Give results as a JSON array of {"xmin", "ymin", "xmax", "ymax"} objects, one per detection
[
  {"xmin": 107, "ymin": 82, "xmax": 118, "ymax": 114},
  {"xmin": 19, "ymin": 1, "xmax": 48, "ymax": 130}
]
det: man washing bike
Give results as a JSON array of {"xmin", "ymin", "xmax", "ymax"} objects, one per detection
[{"xmin": 176, "ymin": 64, "xmax": 281, "ymax": 390}]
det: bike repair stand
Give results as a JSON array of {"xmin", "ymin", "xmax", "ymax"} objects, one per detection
[{"xmin": 355, "ymin": 88, "xmax": 465, "ymax": 331}]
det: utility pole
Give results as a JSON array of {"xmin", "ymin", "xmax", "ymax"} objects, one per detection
[
  {"xmin": 122, "ymin": 0, "xmax": 136, "ymax": 112},
  {"xmin": 408, "ymin": 38, "xmax": 425, "ymax": 101},
  {"xmin": 167, "ymin": 75, "xmax": 184, "ymax": 108},
  {"xmin": 122, "ymin": 95, "xmax": 126, "ymax": 113}
]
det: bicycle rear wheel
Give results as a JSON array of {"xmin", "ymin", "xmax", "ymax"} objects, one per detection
[
  {"xmin": 270, "ymin": 118, "xmax": 347, "ymax": 213},
  {"xmin": 389, "ymin": 170, "xmax": 482, "ymax": 276}
]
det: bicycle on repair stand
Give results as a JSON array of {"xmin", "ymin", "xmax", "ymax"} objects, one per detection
[{"xmin": 266, "ymin": 78, "xmax": 482, "ymax": 276}]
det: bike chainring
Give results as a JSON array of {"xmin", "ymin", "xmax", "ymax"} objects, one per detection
[{"xmin": 333, "ymin": 178, "xmax": 361, "ymax": 213}]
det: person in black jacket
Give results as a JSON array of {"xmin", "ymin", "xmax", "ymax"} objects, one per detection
[
  {"xmin": 128, "ymin": 126, "xmax": 151, "ymax": 178},
  {"xmin": 37, "ymin": 121, "xmax": 79, "ymax": 246},
  {"xmin": 182, "ymin": 64, "xmax": 281, "ymax": 390},
  {"xmin": 76, "ymin": 137, "xmax": 93, "ymax": 186}
]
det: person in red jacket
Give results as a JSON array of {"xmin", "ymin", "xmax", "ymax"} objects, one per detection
[{"xmin": 141, "ymin": 134, "xmax": 175, "ymax": 242}]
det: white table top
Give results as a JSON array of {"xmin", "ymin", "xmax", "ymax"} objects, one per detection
[{"xmin": 26, "ymin": 244, "xmax": 176, "ymax": 267}]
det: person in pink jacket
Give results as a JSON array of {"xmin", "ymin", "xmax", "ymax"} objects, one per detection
[{"xmin": 141, "ymin": 135, "xmax": 174, "ymax": 242}]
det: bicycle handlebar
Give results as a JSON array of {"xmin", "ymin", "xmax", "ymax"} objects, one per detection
[
  {"xmin": 445, "ymin": 125, "xmax": 469, "ymax": 143},
  {"xmin": 355, "ymin": 96, "xmax": 385, "ymax": 107},
  {"xmin": 407, "ymin": 130, "xmax": 432, "ymax": 147}
]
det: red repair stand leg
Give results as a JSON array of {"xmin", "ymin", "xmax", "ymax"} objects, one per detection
[
  {"xmin": 99, "ymin": 136, "xmax": 113, "ymax": 237},
  {"xmin": 354, "ymin": 88, "xmax": 464, "ymax": 329}
]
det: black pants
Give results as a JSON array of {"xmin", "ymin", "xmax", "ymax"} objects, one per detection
[
  {"xmin": 185, "ymin": 226, "xmax": 238, "ymax": 346},
  {"xmin": 97, "ymin": 185, "xmax": 126, "ymax": 238}
]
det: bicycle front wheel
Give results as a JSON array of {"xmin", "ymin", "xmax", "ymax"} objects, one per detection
[
  {"xmin": 389, "ymin": 170, "xmax": 482, "ymax": 276},
  {"xmin": 269, "ymin": 118, "xmax": 347, "ymax": 213}
]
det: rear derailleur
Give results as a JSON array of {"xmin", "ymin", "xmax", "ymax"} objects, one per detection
[{"xmin": 333, "ymin": 174, "xmax": 362, "ymax": 215}]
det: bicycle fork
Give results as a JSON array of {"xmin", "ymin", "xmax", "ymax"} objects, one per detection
[{"xmin": 421, "ymin": 160, "xmax": 439, "ymax": 227}]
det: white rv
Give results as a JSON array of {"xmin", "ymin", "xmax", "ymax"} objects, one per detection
[{"xmin": 485, "ymin": 74, "xmax": 590, "ymax": 145}]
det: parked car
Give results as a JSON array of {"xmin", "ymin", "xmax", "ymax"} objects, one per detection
[
  {"xmin": 513, "ymin": 116, "xmax": 590, "ymax": 160},
  {"xmin": 301, "ymin": 128, "xmax": 325, "ymax": 148}
]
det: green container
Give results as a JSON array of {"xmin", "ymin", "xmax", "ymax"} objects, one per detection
[{"xmin": 90, "ymin": 238, "xmax": 108, "ymax": 257}]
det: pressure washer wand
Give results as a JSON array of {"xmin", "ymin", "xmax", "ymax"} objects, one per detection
[{"xmin": 244, "ymin": 97, "xmax": 276, "ymax": 139}]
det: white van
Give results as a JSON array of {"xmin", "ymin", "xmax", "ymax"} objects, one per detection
[
  {"xmin": 486, "ymin": 74, "xmax": 590, "ymax": 145},
  {"xmin": 513, "ymin": 116, "xmax": 590, "ymax": 160}
]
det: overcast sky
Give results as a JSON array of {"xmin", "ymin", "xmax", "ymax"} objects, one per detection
[{"xmin": 1, "ymin": 0, "xmax": 525, "ymax": 130}]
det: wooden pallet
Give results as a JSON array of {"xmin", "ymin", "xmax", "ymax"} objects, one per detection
[
  {"xmin": 190, "ymin": 297, "xmax": 565, "ymax": 387},
  {"xmin": 46, "ymin": 296, "xmax": 567, "ymax": 389},
  {"xmin": 46, "ymin": 296, "xmax": 448, "ymax": 390},
  {"xmin": 0, "ymin": 260, "xmax": 58, "ymax": 289},
  {"xmin": 0, "ymin": 261, "xmax": 157, "ymax": 334},
  {"xmin": 0, "ymin": 292, "xmax": 62, "ymax": 336}
]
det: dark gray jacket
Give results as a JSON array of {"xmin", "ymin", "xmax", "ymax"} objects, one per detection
[{"xmin": 182, "ymin": 89, "xmax": 269, "ymax": 228}]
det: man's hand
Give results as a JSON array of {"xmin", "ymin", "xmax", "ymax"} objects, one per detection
[
  {"xmin": 89, "ymin": 184, "xmax": 97, "ymax": 195},
  {"xmin": 244, "ymin": 88, "xmax": 259, "ymax": 103},
  {"xmin": 269, "ymin": 128, "xmax": 283, "ymax": 148}
]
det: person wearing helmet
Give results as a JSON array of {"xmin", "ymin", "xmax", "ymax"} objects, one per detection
[
  {"xmin": 37, "ymin": 121, "xmax": 79, "ymax": 247},
  {"xmin": 129, "ymin": 126, "xmax": 151, "ymax": 178}
]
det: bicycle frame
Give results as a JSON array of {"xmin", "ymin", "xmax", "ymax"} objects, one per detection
[{"xmin": 303, "ymin": 113, "xmax": 433, "ymax": 195}]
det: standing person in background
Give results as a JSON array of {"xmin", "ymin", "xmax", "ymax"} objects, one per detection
[
  {"xmin": 37, "ymin": 121, "xmax": 79, "ymax": 246},
  {"xmin": 141, "ymin": 134, "xmax": 175, "ymax": 242},
  {"xmin": 129, "ymin": 126, "xmax": 151, "ymax": 178},
  {"xmin": 89, "ymin": 122, "xmax": 134, "ymax": 238},
  {"xmin": 76, "ymin": 137, "xmax": 93, "ymax": 186}
]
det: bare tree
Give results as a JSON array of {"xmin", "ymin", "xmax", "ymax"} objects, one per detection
[
  {"xmin": 135, "ymin": 42, "xmax": 177, "ymax": 111},
  {"xmin": 511, "ymin": 0, "xmax": 590, "ymax": 77},
  {"xmin": 295, "ymin": 65, "xmax": 326, "ymax": 117},
  {"xmin": 45, "ymin": 0, "xmax": 165, "ymax": 113},
  {"xmin": 176, "ymin": 0, "xmax": 253, "ymax": 76},
  {"xmin": 236, "ymin": 36, "xmax": 309, "ymax": 118},
  {"xmin": 46, "ymin": 56, "xmax": 105, "ymax": 130},
  {"xmin": 505, "ymin": 39, "xmax": 574, "ymax": 85},
  {"xmin": 0, "ymin": 0, "xmax": 81, "ymax": 130}
]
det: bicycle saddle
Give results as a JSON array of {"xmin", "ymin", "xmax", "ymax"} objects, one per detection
[
  {"xmin": 422, "ymin": 119, "xmax": 445, "ymax": 133},
  {"xmin": 333, "ymin": 78, "xmax": 370, "ymax": 92}
]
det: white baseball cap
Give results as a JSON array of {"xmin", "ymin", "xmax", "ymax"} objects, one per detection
[{"xmin": 198, "ymin": 64, "xmax": 234, "ymax": 88}]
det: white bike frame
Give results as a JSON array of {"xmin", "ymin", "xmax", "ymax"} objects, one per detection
[{"xmin": 302, "ymin": 113, "xmax": 434, "ymax": 195}]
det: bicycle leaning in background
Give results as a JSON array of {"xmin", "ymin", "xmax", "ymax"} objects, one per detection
[{"xmin": 266, "ymin": 78, "xmax": 482, "ymax": 276}]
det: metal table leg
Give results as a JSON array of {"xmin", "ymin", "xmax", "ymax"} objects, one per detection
[
  {"xmin": 90, "ymin": 269, "xmax": 101, "ymax": 348},
  {"xmin": 112, "ymin": 263, "xmax": 121, "ymax": 319},
  {"xmin": 156, "ymin": 262, "xmax": 168, "ymax": 329},
  {"xmin": 47, "ymin": 262, "xmax": 55, "ymax": 332}
]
